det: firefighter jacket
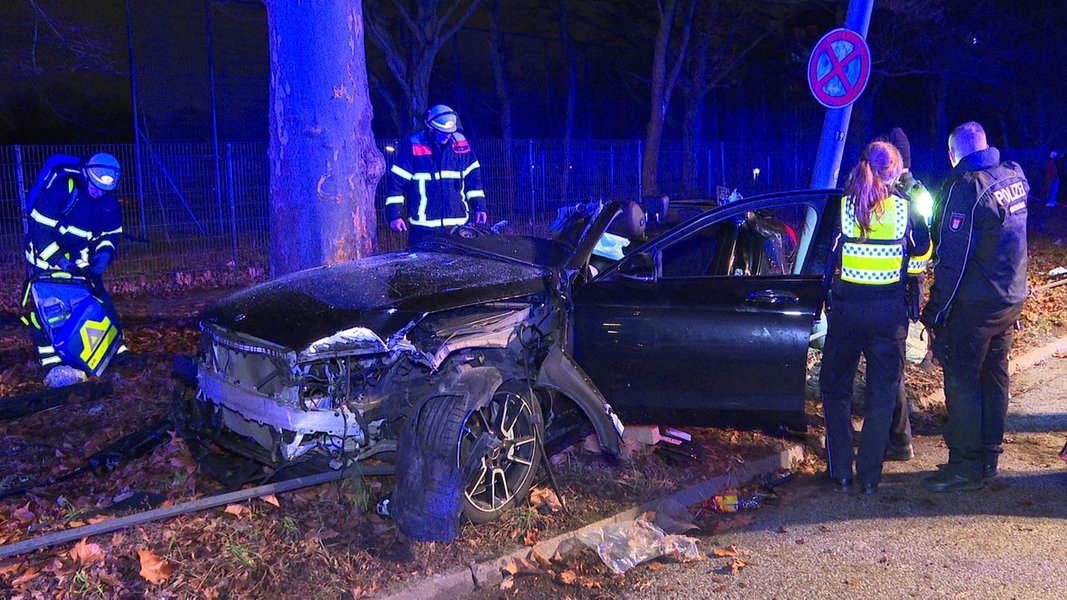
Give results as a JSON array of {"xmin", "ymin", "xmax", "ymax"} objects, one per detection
[
  {"xmin": 836, "ymin": 191, "xmax": 930, "ymax": 294},
  {"xmin": 385, "ymin": 130, "xmax": 486, "ymax": 228},
  {"xmin": 25, "ymin": 165, "xmax": 122, "ymax": 273},
  {"xmin": 895, "ymin": 171, "xmax": 934, "ymax": 274},
  {"xmin": 921, "ymin": 147, "xmax": 1028, "ymax": 329}
]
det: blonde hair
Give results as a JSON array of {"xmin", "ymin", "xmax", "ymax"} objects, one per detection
[{"xmin": 844, "ymin": 141, "xmax": 903, "ymax": 237}]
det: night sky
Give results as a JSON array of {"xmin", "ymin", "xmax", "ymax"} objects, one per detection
[{"xmin": 2, "ymin": 0, "xmax": 1065, "ymax": 161}]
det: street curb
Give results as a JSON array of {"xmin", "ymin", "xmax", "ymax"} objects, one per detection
[
  {"xmin": 913, "ymin": 334, "xmax": 1067, "ymax": 410},
  {"xmin": 378, "ymin": 444, "xmax": 805, "ymax": 600}
]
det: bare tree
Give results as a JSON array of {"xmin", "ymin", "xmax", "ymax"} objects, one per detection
[
  {"xmin": 487, "ymin": 0, "xmax": 515, "ymax": 209},
  {"xmin": 364, "ymin": 0, "xmax": 483, "ymax": 133},
  {"xmin": 641, "ymin": 0, "xmax": 696, "ymax": 198},
  {"xmin": 265, "ymin": 0, "xmax": 385, "ymax": 275}
]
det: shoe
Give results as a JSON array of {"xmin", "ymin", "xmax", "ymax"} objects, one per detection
[
  {"xmin": 1047, "ymin": 201, "xmax": 1059, "ymax": 208},
  {"xmin": 830, "ymin": 477, "xmax": 854, "ymax": 494},
  {"xmin": 983, "ymin": 464, "xmax": 998, "ymax": 479},
  {"xmin": 43, "ymin": 365, "xmax": 88, "ymax": 388},
  {"xmin": 857, "ymin": 480, "xmax": 878, "ymax": 495},
  {"xmin": 921, "ymin": 470, "xmax": 984, "ymax": 492},
  {"xmin": 885, "ymin": 444, "xmax": 914, "ymax": 461}
]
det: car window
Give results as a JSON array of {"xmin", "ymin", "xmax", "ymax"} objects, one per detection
[{"xmin": 614, "ymin": 202, "xmax": 815, "ymax": 280}]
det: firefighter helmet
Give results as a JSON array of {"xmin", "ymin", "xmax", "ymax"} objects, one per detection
[
  {"xmin": 83, "ymin": 152, "xmax": 121, "ymax": 191},
  {"xmin": 424, "ymin": 105, "xmax": 459, "ymax": 134}
]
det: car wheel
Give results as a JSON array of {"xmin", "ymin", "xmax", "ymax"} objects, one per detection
[
  {"xmin": 417, "ymin": 381, "xmax": 543, "ymax": 523},
  {"xmin": 460, "ymin": 383, "xmax": 543, "ymax": 522}
]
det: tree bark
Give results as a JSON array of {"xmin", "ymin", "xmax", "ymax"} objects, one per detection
[{"xmin": 266, "ymin": 0, "xmax": 385, "ymax": 276}]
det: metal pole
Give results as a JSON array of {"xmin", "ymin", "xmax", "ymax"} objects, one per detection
[
  {"xmin": 809, "ymin": 0, "xmax": 875, "ymax": 189},
  {"xmin": 15, "ymin": 146, "xmax": 27, "ymax": 239},
  {"xmin": 227, "ymin": 143, "xmax": 239, "ymax": 273},
  {"xmin": 125, "ymin": 0, "xmax": 146, "ymax": 237},
  {"xmin": 206, "ymin": 0, "xmax": 224, "ymax": 234}
]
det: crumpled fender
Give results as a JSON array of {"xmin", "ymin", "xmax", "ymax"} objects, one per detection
[
  {"xmin": 436, "ymin": 365, "xmax": 505, "ymax": 412},
  {"xmin": 536, "ymin": 345, "xmax": 622, "ymax": 456}
]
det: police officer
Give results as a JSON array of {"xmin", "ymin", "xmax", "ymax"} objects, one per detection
[
  {"xmin": 385, "ymin": 104, "xmax": 487, "ymax": 247},
  {"xmin": 884, "ymin": 127, "xmax": 935, "ymax": 461},
  {"xmin": 920, "ymin": 121, "xmax": 1029, "ymax": 492},
  {"xmin": 24, "ymin": 152, "xmax": 126, "ymax": 386},
  {"xmin": 821, "ymin": 141, "xmax": 930, "ymax": 494}
]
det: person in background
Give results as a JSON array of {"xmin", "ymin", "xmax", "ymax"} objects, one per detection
[
  {"xmin": 920, "ymin": 121, "xmax": 1029, "ymax": 492},
  {"xmin": 820, "ymin": 140, "xmax": 930, "ymax": 495},
  {"xmin": 385, "ymin": 104, "xmax": 487, "ymax": 247},
  {"xmin": 1043, "ymin": 151, "xmax": 1059, "ymax": 207},
  {"xmin": 883, "ymin": 127, "xmax": 935, "ymax": 462},
  {"xmin": 23, "ymin": 152, "xmax": 127, "ymax": 387}
]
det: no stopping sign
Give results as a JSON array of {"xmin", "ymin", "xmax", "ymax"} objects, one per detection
[{"xmin": 808, "ymin": 28, "xmax": 871, "ymax": 109}]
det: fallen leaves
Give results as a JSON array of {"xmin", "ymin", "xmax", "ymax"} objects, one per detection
[
  {"xmin": 70, "ymin": 538, "xmax": 105, "ymax": 566},
  {"xmin": 138, "ymin": 548, "xmax": 176, "ymax": 584}
]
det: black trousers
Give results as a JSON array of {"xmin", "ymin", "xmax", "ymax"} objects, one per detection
[
  {"xmin": 821, "ymin": 293, "xmax": 908, "ymax": 485},
  {"xmin": 934, "ymin": 301, "xmax": 1023, "ymax": 479}
]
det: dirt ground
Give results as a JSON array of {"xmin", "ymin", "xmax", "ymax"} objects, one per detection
[{"xmin": 0, "ymin": 204, "xmax": 1065, "ymax": 599}]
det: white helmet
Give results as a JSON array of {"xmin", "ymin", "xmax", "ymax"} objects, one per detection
[
  {"xmin": 83, "ymin": 152, "xmax": 121, "ymax": 191},
  {"xmin": 424, "ymin": 105, "xmax": 458, "ymax": 134}
]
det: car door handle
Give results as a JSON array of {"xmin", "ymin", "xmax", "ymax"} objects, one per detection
[{"xmin": 746, "ymin": 289, "xmax": 799, "ymax": 304}]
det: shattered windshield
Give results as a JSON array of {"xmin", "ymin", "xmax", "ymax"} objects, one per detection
[{"xmin": 412, "ymin": 231, "xmax": 574, "ymax": 268}]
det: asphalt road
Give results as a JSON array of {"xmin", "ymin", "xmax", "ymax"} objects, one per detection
[{"xmin": 619, "ymin": 354, "xmax": 1067, "ymax": 600}]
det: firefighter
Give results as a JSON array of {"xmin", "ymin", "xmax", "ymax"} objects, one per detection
[
  {"xmin": 884, "ymin": 127, "xmax": 935, "ymax": 462},
  {"xmin": 920, "ymin": 122, "xmax": 1029, "ymax": 492},
  {"xmin": 820, "ymin": 141, "xmax": 931, "ymax": 495},
  {"xmin": 385, "ymin": 104, "xmax": 488, "ymax": 247},
  {"xmin": 23, "ymin": 152, "xmax": 126, "ymax": 387}
]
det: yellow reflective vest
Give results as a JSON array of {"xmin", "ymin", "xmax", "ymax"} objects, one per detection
[{"xmin": 839, "ymin": 193, "xmax": 909, "ymax": 285}]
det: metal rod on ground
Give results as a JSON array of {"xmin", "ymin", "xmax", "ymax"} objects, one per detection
[{"xmin": 0, "ymin": 464, "xmax": 394, "ymax": 559}]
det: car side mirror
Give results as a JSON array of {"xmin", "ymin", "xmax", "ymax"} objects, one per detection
[{"xmin": 617, "ymin": 252, "xmax": 656, "ymax": 282}]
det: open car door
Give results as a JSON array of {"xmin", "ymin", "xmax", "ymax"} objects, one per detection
[{"xmin": 571, "ymin": 190, "xmax": 841, "ymax": 430}]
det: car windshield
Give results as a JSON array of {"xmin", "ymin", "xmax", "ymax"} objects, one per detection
[{"xmin": 412, "ymin": 232, "xmax": 573, "ymax": 268}]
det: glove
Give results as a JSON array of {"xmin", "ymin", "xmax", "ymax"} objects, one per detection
[
  {"xmin": 89, "ymin": 252, "xmax": 112, "ymax": 276},
  {"xmin": 55, "ymin": 257, "xmax": 78, "ymax": 274}
]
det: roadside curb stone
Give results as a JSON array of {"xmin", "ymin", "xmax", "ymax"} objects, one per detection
[{"xmin": 378, "ymin": 444, "xmax": 805, "ymax": 599}]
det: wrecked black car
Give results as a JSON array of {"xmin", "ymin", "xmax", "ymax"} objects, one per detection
[{"xmin": 175, "ymin": 190, "xmax": 841, "ymax": 532}]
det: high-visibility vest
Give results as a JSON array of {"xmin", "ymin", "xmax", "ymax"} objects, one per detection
[{"xmin": 839, "ymin": 194, "xmax": 909, "ymax": 285}]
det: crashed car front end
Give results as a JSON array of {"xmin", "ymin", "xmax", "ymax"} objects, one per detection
[{"xmin": 195, "ymin": 295, "xmax": 550, "ymax": 466}]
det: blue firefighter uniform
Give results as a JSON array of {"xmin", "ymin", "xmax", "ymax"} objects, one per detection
[
  {"xmin": 821, "ymin": 191, "xmax": 930, "ymax": 491},
  {"xmin": 385, "ymin": 130, "xmax": 486, "ymax": 246},
  {"xmin": 921, "ymin": 147, "xmax": 1028, "ymax": 484},
  {"xmin": 23, "ymin": 155, "xmax": 124, "ymax": 370}
]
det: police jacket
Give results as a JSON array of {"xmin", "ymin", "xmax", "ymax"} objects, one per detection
[
  {"xmin": 833, "ymin": 191, "xmax": 930, "ymax": 300},
  {"xmin": 385, "ymin": 130, "xmax": 486, "ymax": 228},
  {"xmin": 921, "ymin": 147, "xmax": 1028, "ymax": 328},
  {"xmin": 25, "ymin": 165, "xmax": 122, "ymax": 272}
]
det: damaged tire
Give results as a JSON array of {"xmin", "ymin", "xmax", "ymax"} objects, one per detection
[{"xmin": 416, "ymin": 381, "xmax": 543, "ymax": 524}]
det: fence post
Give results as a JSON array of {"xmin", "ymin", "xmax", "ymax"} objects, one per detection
[
  {"xmin": 226, "ymin": 143, "xmax": 239, "ymax": 274},
  {"xmin": 15, "ymin": 145, "xmax": 27, "ymax": 239},
  {"xmin": 527, "ymin": 140, "xmax": 535, "ymax": 225}
]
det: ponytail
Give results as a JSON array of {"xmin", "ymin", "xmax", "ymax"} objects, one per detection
[{"xmin": 844, "ymin": 141, "xmax": 902, "ymax": 238}]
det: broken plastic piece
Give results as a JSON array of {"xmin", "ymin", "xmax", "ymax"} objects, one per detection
[
  {"xmin": 1048, "ymin": 266, "xmax": 1067, "ymax": 279},
  {"xmin": 575, "ymin": 518, "xmax": 700, "ymax": 574}
]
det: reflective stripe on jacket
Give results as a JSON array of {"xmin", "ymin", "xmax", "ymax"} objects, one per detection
[
  {"xmin": 839, "ymin": 194, "xmax": 908, "ymax": 285},
  {"xmin": 385, "ymin": 131, "xmax": 486, "ymax": 228}
]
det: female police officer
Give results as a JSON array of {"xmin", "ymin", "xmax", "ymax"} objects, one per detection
[{"xmin": 820, "ymin": 141, "xmax": 930, "ymax": 494}]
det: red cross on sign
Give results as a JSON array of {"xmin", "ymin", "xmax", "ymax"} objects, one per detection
[{"xmin": 807, "ymin": 28, "xmax": 871, "ymax": 109}]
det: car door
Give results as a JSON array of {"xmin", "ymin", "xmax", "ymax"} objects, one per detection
[{"xmin": 571, "ymin": 190, "xmax": 840, "ymax": 430}]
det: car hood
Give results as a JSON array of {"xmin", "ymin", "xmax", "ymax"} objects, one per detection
[{"xmin": 201, "ymin": 250, "xmax": 550, "ymax": 352}]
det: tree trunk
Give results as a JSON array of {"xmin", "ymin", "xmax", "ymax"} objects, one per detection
[
  {"xmin": 489, "ymin": 0, "xmax": 515, "ymax": 211},
  {"xmin": 559, "ymin": 0, "xmax": 576, "ymax": 202},
  {"xmin": 266, "ymin": 0, "xmax": 385, "ymax": 276}
]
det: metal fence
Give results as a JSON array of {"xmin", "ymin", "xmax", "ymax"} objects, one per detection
[{"xmin": 10, "ymin": 137, "xmax": 1043, "ymax": 296}]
